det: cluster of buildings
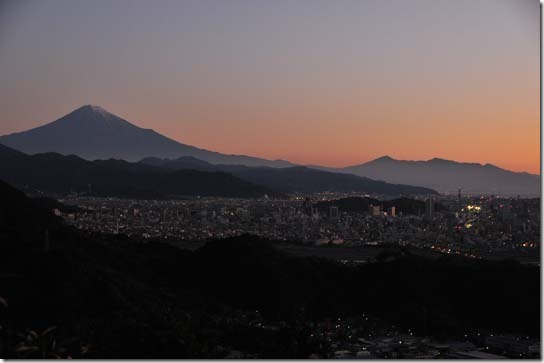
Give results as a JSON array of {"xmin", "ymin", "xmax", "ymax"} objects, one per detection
[
  {"xmin": 53, "ymin": 192, "xmax": 540, "ymax": 358},
  {"xmin": 58, "ymin": 193, "xmax": 539, "ymax": 262},
  {"xmin": 197, "ymin": 309, "xmax": 539, "ymax": 359}
]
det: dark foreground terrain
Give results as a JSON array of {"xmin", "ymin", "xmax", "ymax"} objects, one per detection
[{"xmin": 0, "ymin": 180, "xmax": 539, "ymax": 358}]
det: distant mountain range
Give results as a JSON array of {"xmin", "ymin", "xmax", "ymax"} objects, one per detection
[
  {"xmin": 0, "ymin": 144, "xmax": 435, "ymax": 198},
  {"xmin": 0, "ymin": 144, "xmax": 276, "ymax": 199},
  {"xmin": 0, "ymin": 105, "xmax": 293, "ymax": 167},
  {"xmin": 338, "ymin": 156, "xmax": 540, "ymax": 197},
  {"xmin": 140, "ymin": 157, "xmax": 437, "ymax": 196},
  {"xmin": 0, "ymin": 105, "xmax": 538, "ymax": 196}
]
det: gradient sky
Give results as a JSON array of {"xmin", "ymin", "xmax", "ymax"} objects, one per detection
[{"xmin": 0, "ymin": 0, "xmax": 540, "ymax": 173}]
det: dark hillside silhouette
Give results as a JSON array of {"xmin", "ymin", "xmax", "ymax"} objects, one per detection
[{"xmin": 0, "ymin": 180, "xmax": 538, "ymax": 358}]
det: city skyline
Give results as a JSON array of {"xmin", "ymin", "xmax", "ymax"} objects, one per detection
[{"xmin": 0, "ymin": 0, "xmax": 540, "ymax": 174}]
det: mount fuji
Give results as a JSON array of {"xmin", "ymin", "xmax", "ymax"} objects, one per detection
[{"xmin": 0, "ymin": 105, "xmax": 293, "ymax": 167}]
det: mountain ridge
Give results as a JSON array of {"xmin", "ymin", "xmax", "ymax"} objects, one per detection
[
  {"xmin": 139, "ymin": 156, "xmax": 438, "ymax": 196},
  {"xmin": 341, "ymin": 155, "xmax": 540, "ymax": 196},
  {"xmin": 356, "ymin": 155, "xmax": 538, "ymax": 175},
  {"xmin": 0, "ymin": 105, "xmax": 538, "ymax": 195},
  {"xmin": 0, "ymin": 105, "xmax": 293, "ymax": 167},
  {"xmin": 0, "ymin": 143, "xmax": 278, "ymax": 199}
]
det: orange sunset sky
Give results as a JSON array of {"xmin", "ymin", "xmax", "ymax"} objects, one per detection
[{"xmin": 0, "ymin": 0, "xmax": 540, "ymax": 174}]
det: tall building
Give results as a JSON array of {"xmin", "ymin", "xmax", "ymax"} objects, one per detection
[
  {"xmin": 425, "ymin": 198, "xmax": 434, "ymax": 220},
  {"xmin": 370, "ymin": 204, "xmax": 381, "ymax": 217},
  {"xmin": 388, "ymin": 206, "xmax": 396, "ymax": 217},
  {"xmin": 311, "ymin": 207, "xmax": 320, "ymax": 220},
  {"xmin": 329, "ymin": 206, "xmax": 339, "ymax": 219},
  {"xmin": 302, "ymin": 197, "xmax": 313, "ymax": 216},
  {"xmin": 457, "ymin": 188, "xmax": 462, "ymax": 210}
]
